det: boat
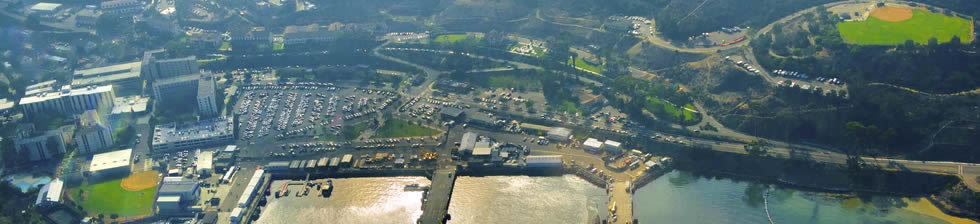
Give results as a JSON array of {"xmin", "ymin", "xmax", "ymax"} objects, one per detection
[{"xmin": 404, "ymin": 183, "xmax": 430, "ymax": 191}]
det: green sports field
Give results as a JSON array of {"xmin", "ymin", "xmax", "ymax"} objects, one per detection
[
  {"xmin": 374, "ymin": 119, "xmax": 440, "ymax": 138},
  {"xmin": 69, "ymin": 179, "xmax": 157, "ymax": 217},
  {"xmin": 837, "ymin": 10, "xmax": 973, "ymax": 45},
  {"xmin": 434, "ymin": 34, "xmax": 469, "ymax": 44}
]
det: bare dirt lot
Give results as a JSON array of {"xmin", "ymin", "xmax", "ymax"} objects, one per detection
[
  {"xmin": 871, "ymin": 7, "xmax": 914, "ymax": 22},
  {"xmin": 120, "ymin": 171, "xmax": 160, "ymax": 191}
]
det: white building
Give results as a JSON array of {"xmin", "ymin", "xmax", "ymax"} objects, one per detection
[
  {"xmin": 29, "ymin": 2, "xmax": 61, "ymax": 16},
  {"xmin": 237, "ymin": 169, "xmax": 265, "ymax": 208},
  {"xmin": 197, "ymin": 151, "xmax": 213, "ymax": 175},
  {"xmin": 603, "ymin": 140, "xmax": 622, "ymax": 153},
  {"xmin": 88, "ymin": 149, "xmax": 132, "ymax": 178},
  {"xmin": 0, "ymin": 98, "xmax": 14, "ymax": 115},
  {"xmin": 459, "ymin": 132, "xmax": 477, "ymax": 154},
  {"xmin": 19, "ymin": 85, "xmax": 116, "ymax": 115},
  {"xmin": 35, "ymin": 178, "xmax": 63, "ymax": 207},
  {"xmin": 583, "ymin": 138, "xmax": 603, "ymax": 153},
  {"xmin": 151, "ymin": 117, "xmax": 234, "ymax": 152}
]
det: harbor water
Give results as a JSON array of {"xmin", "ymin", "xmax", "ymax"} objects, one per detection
[
  {"xmin": 254, "ymin": 172, "xmax": 975, "ymax": 224},
  {"xmin": 447, "ymin": 175, "xmax": 609, "ymax": 224},
  {"xmin": 634, "ymin": 170, "xmax": 977, "ymax": 224},
  {"xmin": 255, "ymin": 177, "xmax": 430, "ymax": 224}
]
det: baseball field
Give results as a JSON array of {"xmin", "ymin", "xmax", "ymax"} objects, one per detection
[
  {"xmin": 69, "ymin": 171, "xmax": 160, "ymax": 218},
  {"xmin": 837, "ymin": 7, "xmax": 973, "ymax": 45}
]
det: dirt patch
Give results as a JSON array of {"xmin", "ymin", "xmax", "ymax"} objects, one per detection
[
  {"xmin": 120, "ymin": 171, "xmax": 159, "ymax": 191},
  {"xmin": 871, "ymin": 7, "xmax": 914, "ymax": 22}
]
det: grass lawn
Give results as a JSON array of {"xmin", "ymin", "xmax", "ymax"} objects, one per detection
[
  {"xmin": 341, "ymin": 121, "xmax": 370, "ymax": 140},
  {"xmin": 488, "ymin": 75, "xmax": 542, "ymax": 90},
  {"xmin": 553, "ymin": 100, "xmax": 584, "ymax": 115},
  {"xmin": 219, "ymin": 41, "xmax": 232, "ymax": 51},
  {"xmin": 646, "ymin": 97, "xmax": 701, "ymax": 124},
  {"xmin": 272, "ymin": 40, "xmax": 285, "ymax": 51},
  {"xmin": 837, "ymin": 10, "xmax": 973, "ymax": 45},
  {"xmin": 434, "ymin": 34, "xmax": 469, "ymax": 44},
  {"xmin": 374, "ymin": 119, "xmax": 440, "ymax": 138},
  {"xmin": 69, "ymin": 179, "xmax": 157, "ymax": 217},
  {"xmin": 568, "ymin": 57, "xmax": 603, "ymax": 75}
]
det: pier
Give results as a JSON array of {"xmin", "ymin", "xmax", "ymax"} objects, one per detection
[
  {"xmin": 608, "ymin": 181, "xmax": 634, "ymax": 224},
  {"xmin": 418, "ymin": 167, "xmax": 458, "ymax": 224}
]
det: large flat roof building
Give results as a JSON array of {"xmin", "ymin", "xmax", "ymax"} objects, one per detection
[
  {"xmin": 152, "ymin": 117, "xmax": 234, "ymax": 152},
  {"xmin": 88, "ymin": 149, "xmax": 132, "ymax": 178},
  {"xmin": 29, "ymin": 2, "xmax": 62, "ymax": 15},
  {"xmin": 0, "ymin": 98, "xmax": 14, "ymax": 115},
  {"xmin": 71, "ymin": 61, "xmax": 143, "ymax": 92},
  {"xmin": 141, "ymin": 49, "xmax": 199, "ymax": 81},
  {"xmin": 583, "ymin": 138, "xmax": 603, "ymax": 153},
  {"xmin": 197, "ymin": 151, "xmax": 213, "ymax": 175},
  {"xmin": 19, "ymin": 84, "xmax": 115, "ymax": 115}
]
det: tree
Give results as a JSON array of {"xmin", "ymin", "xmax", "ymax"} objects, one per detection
[{"xmin": 744, "ymin": 140, "xmax": 771, "ymax": 157}]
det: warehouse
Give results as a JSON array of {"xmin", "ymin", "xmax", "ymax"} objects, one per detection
[
  {"xmin": 603, "ymin": 140, "xmax": 622, "ymax": 154},
  {"xmin": 525, "ymin": 155, "xmax": 563, "ymax": 168},
  {"xmin": 547, "ymin": 127, "xmax": 572, "ymax": 141},
  {"xmin": 197, "ymin": 151, "xmax": 213, "ymax": 176},
  {"xmin": 583, "ymin": 138, "xmax": 603, "ymax": 153}
]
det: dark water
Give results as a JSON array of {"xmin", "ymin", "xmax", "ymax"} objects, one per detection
[{"xmin": 633, "ymin": 170, "xmax": 965, "ymax": 224}]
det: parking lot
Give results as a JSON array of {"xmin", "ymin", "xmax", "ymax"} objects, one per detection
[{"xmin": 235, "ymin": 84, "xmax": 398, "ymax": 142}]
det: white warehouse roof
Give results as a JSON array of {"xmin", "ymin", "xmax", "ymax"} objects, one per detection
[
  {"xmin": 583, "ymin": 138, "xmax": 603, "ymax": 148},
  {"xmin": 89, "ymin": 149, "xmax": 132, "ymax": 173},
  {"xmin": 604, "ymin": 140, "xmax": 621, "ymax": 148}
]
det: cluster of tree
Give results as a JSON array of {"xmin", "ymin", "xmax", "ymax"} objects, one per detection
[
  {"xmin": 0, "ymin": 181, "xmax": 48, "ymax": 223},
  {"xmin": 654, "ymin": 0, "xmax": 834, "ymax": 41},
  {"xmin": 741, "ymin": 7, "xmax": 980, "ymax": 159},
  {"xmin": 380, "ymin": 50, "xmax": 507, "ymax": 72}
]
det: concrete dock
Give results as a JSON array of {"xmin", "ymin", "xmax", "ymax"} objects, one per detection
[
  {"xmin": 608, "ymin": 181, "xmax": 634, "ymax": 224},
  {"xmin": 418, "ymin": 168, "xmax": 457, "ymax": 224}
]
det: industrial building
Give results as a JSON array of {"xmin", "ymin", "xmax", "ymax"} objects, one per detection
[
  {"xmin": 29, "ymin": 2, "xmax": 61, "ymax": 16},
  {"xmin": 158, "ymin": 177, "xmax": 200, "ymax": 202},
  {"xmin": 87, "ymin": 149, "xmax": 132, "ymax": 178},
  {"xmin": 35, "ymin": 178, "xmax": 63, "ymax": 207},
  {"xmin": 74, "ymin": 8, "xmax": 99, "ymax": 27},
  {"xmin": 459, "ymin": 132, "xmax": 477, "ymax": 154},
  {"xmin": 71, "ymin": 61, "xmax": 143, "ymax": 92},
  {"xmin": 215, "ymin": 146, "xmax": 237, "ymax": 172},
  {"xmin": 19, "ymin": 84, "xmax": 116, "ymax": 115},
  {"xmin": 547, "ymin": 127, "xmax": 572, "ymax": 141},
  {"xmin": 74, "ymin": 110, "xmax": 114, "ymax": 154},
  {"xmin": 472, "ymin": 139, "xmax": 493, "ymax": 157},
  {"xmin": 583, "ymin": 138, "xmax": 603, "ymax": 153},
  {"xmin": 440, "ymin": 107, "xmax": 465, "ymax": 120},
  {"xmin": 525, "ymin": 155, "xmax": 563, "ymax": 168},
  {"xmin": 197, "ymin": 151, "xmax": 214, "ymax": 176},
  {"xmin": 237, "ymin": 169, "xmax": 265, "ymax": 208},
  {"xmin": 14, "ymin": 124, "xmax": 74, "ymax": 161},
  {"xmin": 603, "ymin": 140, "xmax": 622, "ymax": 153},
  {"xmin": 152, "ymin": 117, "xmax": 234, "ymax": 152}
]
